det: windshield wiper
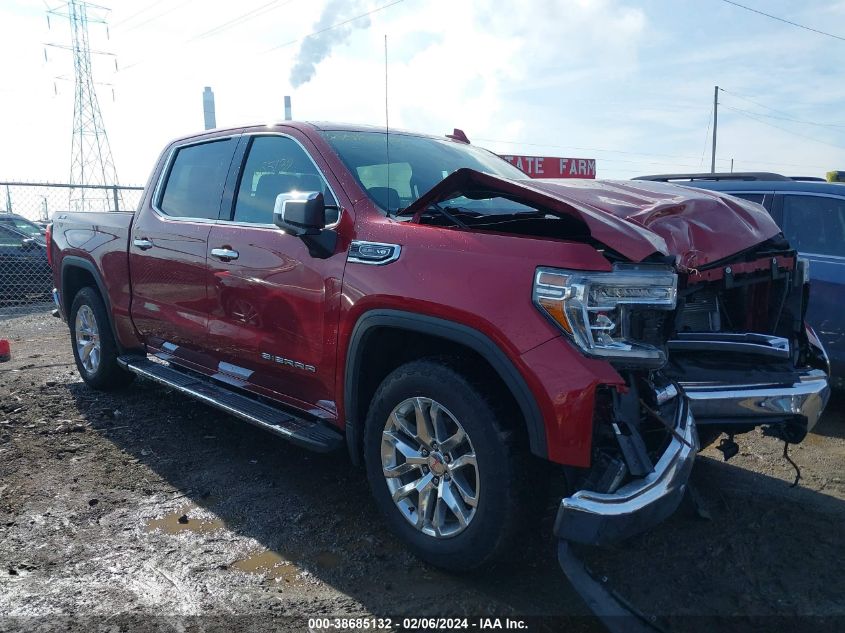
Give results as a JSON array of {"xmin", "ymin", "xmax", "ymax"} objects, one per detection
[{"xmin": 395, "ymin": 202, "xmax": 470, "ymax": 228}]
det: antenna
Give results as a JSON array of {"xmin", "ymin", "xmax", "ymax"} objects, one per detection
[{"xmin": 384, "ymin": 33, "xmax": 391, "ymax": 218}]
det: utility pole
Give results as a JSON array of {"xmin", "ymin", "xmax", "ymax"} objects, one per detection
[
  {"xmin": 47, "ymin": 1, "xmax": 121, "ymax": 211},
  {"xmin": 710, "ymin": 85, "xmax": 718, "ymax": 174},
  {"xmin": 203, "ymin": 87, "xmax": 216, "ymax": 130}
]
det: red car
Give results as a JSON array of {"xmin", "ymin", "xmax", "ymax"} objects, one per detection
[{"xmin": 50, "ymin": 123, "xmax": 830, "ymax": 571}]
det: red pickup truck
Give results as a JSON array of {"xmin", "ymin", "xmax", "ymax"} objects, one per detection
[{"xmin": 50, "ymin": 122, "xmax": 830, "ymax": 571}]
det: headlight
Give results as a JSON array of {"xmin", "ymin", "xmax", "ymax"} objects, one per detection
[{"xmin": 533, "ymin": 264, "xmax": 677, "ymax": 361}]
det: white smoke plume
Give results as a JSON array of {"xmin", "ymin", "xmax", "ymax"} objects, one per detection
[{"xmin": 290, "ymin": 0, "xmax": 371, "ymax": 88}]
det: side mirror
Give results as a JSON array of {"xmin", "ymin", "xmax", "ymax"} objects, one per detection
[
  {"xmin": 21, "ymin": 237, "xmax": 37, "ymax": 250},
  {"xmin": 273, "ymin": 191, "xmax": 326, "ymax": 237}
]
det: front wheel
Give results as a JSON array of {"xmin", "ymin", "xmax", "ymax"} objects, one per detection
[
  {"xmin": 364, "ymin": 359, "xmax": 530, "ymax": 571},
  {"xmin": 69, "ymin": 287, "xmax": 134, "ymax": 390}
]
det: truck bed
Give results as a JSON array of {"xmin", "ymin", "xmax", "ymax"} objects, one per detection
[{"xmin": 51, "ymin": 211, "xmax": 137, "ymax": 348}]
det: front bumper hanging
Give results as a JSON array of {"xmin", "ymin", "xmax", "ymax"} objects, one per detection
[
  {"xmin": 682, "ymin": 368, "xmax": 830, "ymax": 436},
  {"xmin": 554, "ymin": 397, "xmax": 698, "ymax": 546}
]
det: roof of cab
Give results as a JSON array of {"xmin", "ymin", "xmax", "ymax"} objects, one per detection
[{"xmin": 170, "ymin": 121, "xmax": 447, "ymax": 144}]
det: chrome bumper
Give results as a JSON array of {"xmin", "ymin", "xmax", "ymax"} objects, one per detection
[
  {"xmin": 554, "ymin": 399, "xmax": 698, "ymax": 545},
  {"xmin": 682, "ymin": 368, "xmax": 830, "ymax": 432}
]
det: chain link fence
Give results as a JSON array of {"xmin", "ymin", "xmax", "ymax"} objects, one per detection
[{"xmin": 0, "ymin": 181, "xmax": 144, "ymax": 320}]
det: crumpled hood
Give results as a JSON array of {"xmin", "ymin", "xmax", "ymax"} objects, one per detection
[{"xmin": 405, "ymin": 169, "xmax": 782, "ymax": 267}]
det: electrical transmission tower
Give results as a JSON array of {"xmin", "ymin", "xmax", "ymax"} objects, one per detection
[{"xmin": 47, "ymin": 1, "xmax": 121, "ymax": 211}]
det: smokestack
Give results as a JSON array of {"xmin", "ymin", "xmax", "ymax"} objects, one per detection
[
  {"xmin": 284, "ymin": 95, "xmax": 292, "ymax": 121},
  {"xmin": 203, "ymin": 87, "xmax": 216, "ymax": 130}
]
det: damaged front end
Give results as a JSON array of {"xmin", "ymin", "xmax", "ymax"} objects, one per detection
[
  {"xmin": 532, "ymin": 244, "xmax": 830, "ymax": 553},
  {"xmin": 554, "ymin": 376, "xmax": 697, "ymax": 545},
  {"xmin": 548, "ymin": 240, "xmax": 830, "ymax": 547},
  {"xmin": 532, "ymin": 262, "xmax": 702, "ymax": 545},
  {"xmin": 406, "ymin": 168, "xmax": 830, "ymax": 547},
  {"xmin": 665, "ymin": 244, "xmax": 830, "ymax": 447}
]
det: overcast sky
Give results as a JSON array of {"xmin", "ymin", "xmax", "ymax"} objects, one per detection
[{"xmin": 1, "ymin": 0, "xmax": 844, "ymax": 184}]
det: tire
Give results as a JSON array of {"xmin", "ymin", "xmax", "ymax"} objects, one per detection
[
  {"xmin": 363, "ymin": 358, "xmax": 530, "ymax": 571},
  {"xmin": 69, "ymin": 287, "xmax": 134, "ymax": 390}
]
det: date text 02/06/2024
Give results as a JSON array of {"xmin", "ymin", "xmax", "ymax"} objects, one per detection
[{"xmin": 306, "ymin": 617, "xmax": 529, "ymax": 630}]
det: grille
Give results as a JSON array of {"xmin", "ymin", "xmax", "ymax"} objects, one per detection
[{"xmin": 677, "ymin": 291, "xmax": 721, "ymax": 332}]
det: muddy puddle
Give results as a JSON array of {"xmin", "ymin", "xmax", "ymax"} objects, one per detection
[
  {"xmin": 232, "ymin": 550, "xmax": 299, "ymax": 582},
  {"xmin": 232, "ymin": 548, "xmax": 342, "ymax": 583},
  {"xmin": 146, "ymin": 505, "xmax": 226, "ymax": 535}
]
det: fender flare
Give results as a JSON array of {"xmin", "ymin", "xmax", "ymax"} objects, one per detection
[
  {"xmin": 344, "ymin": 309, "xmax": 547, "ymax": 462},
  {"xmin": 60, "ymin": 255, "xmax": 124, "ymax": 353}
]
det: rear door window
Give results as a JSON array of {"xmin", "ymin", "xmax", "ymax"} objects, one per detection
[
  {"xmin": 159, "ymin": 138, "xmax": 237, "ymax": 219},
  {"xmin": 782, "ymin": 194, "xmax": 845, "ymax": 257}
]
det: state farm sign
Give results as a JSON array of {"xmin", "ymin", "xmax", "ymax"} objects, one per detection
[{"xmin": 501, "ymin": 155, "xmax": 596, "ymax": 179}]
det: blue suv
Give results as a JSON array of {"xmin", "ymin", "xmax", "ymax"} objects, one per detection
[{"xmin": 636, "ymin": 173, "xmax": 844, "ymax": 388}]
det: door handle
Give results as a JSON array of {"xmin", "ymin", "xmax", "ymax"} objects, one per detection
[
  {"xmin": 133, "ymin": 238, "xmax": 153, "ymax": 250},
  {"xmin": 211, "ymin": 247, "xmax": 239, "ymax": 261}
]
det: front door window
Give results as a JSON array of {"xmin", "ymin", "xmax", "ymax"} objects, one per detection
[{"xmin": 232, "ymin": 136, "xmax": 336, "ymax": 225}]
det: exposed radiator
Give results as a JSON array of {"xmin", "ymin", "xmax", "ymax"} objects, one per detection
[{"xmin": 677, "ymin": 292, "xmax": 721, "ymax": 332}]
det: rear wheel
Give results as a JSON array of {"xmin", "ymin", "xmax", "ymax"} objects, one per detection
[
  {"xmin": 364, "ymin": 358, "xmax": 530, "ymax": 571},
  {"xmin": 69, "ymin": 287, "xmax": 134, "ymax": 390}
]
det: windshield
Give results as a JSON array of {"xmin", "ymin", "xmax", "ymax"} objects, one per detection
[{"xmin": 320, "ymin": 130, "xmax": 530, "ymax": 214}]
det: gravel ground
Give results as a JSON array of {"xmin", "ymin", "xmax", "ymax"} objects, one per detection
[{"xmin": 1, "ymin": 310, "xmax": 843, "ymax": 632}]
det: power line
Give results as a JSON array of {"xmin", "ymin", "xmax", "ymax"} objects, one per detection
[
  {"xmin": 120, "ymin": 0, "xmax": 297, "ymax": 71},
  {"xmin": 718, "ymin": 87, "xmax": 795, "ymax": 118},
  {"xmin": 267, "ymin": 0, "xmax": 408, "ymax": 51},
  {"xmin": 187, "ymin": 0, "xmax": 292, "ymax": 43},
  {"xmin": 718, "ymin": 0, "xmax": 845, "ymax": 42},
  {"xmin": 719, "ymin": 88, "xmax": 845, "ymax": 129},
  {"xmin": 111, "ymin": 0, "xmax": 169, "ymax": 27},
  {"xmin": 121, "ymin": 0, "xmax": 394, "ymax": 72},
  {"xmin": 721, "ymin": 103, "xmax": 845, "ymax": 130},
  {"xmin": 119, "ymin": 0, "xmax": 197, "ymax": 33},
  {"xmin": 722, "ymin": 104, "xmax": 845, "ymax": 151}
]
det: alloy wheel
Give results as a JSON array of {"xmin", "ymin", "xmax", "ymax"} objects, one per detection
[
  {"xmin": 381, "ymin": 397, "xmax": 480, "ymax": 538},
  {"xmin": 74, "ymin": 304, "xmax": 101, "ymax": 374}
]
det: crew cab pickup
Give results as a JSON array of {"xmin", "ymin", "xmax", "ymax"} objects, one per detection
[{"xmin": 50, "ymin": 123, "xmax": 830, "ymax": 570}]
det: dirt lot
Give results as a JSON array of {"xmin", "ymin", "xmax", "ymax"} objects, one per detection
[{"xmin": 1, "ymin": 310, "xmax": 843, "ymax": 632}]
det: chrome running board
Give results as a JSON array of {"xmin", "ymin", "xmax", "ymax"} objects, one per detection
[{"xmin": 117, "ymin": 355, "xmax": 343, "ymax": 453}]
